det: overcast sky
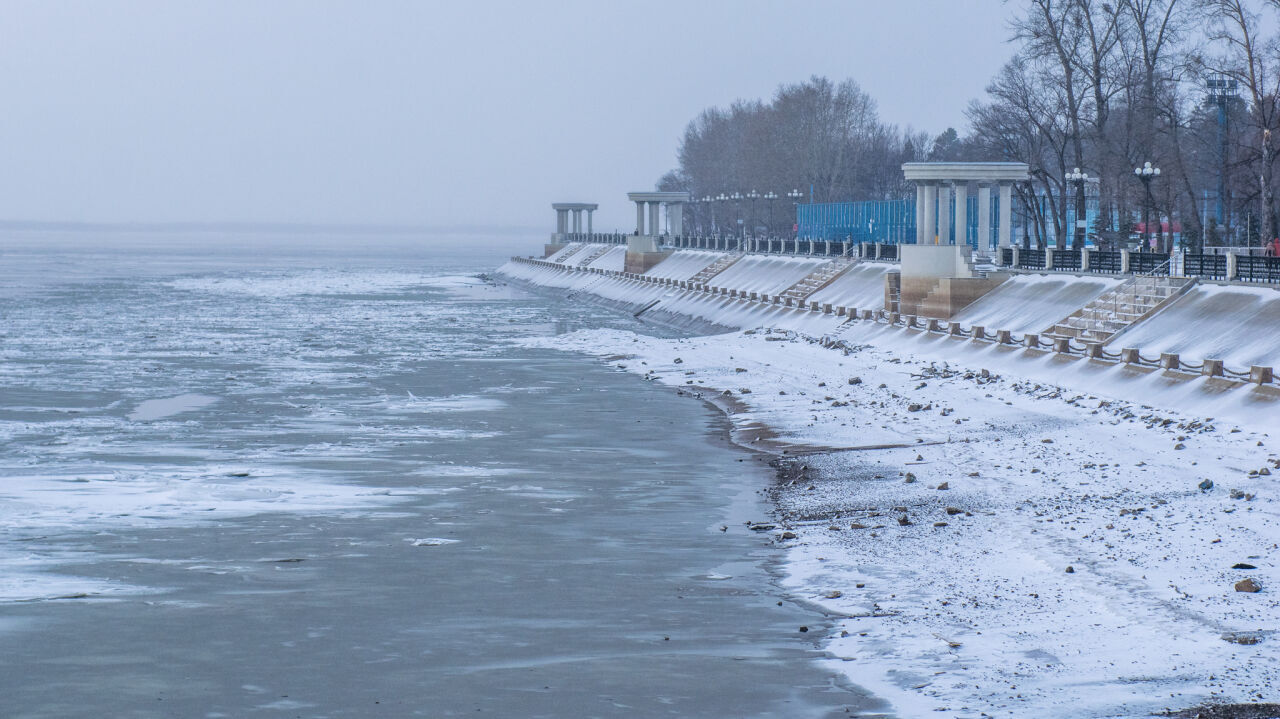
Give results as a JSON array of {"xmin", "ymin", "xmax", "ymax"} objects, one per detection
[{"xmin": 0, "ymin": 1, "xmax": 1016, "ymax": 230}]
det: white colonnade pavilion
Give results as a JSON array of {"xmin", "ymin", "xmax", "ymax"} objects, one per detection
[{"xmin": 901, "ymin": 162, "xmax": 1030, "ymax": 249}]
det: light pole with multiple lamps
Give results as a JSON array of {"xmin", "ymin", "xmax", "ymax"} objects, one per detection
[
  {"xmin": 746, "ymin": 190, "xmax": 760, "ymax": 237},
  {"xmin": 763, "ymin": 191, "xmax": 778, "ymax": 235},
  {"xmin": 699, "ymin": 195, "xmax": 713, "ymax": 235},
  {"xmin": 1065, "ymin": 167, "xmax": 1089, "ymax": 250},
  {"xmin": 1134, "ymin": 162, "xmax": 1160, "ymax": 252},
  {"xmin": 787, "ymin": 189, "xmax": 803, "ymax": 237},
  {"xmin": 729, "ymin": 192, "xmax": 744, "ymax": 238}
]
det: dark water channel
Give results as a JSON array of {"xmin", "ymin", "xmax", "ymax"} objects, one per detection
[{"xmin": 0, "ymin": 232, "xmax": 872, "ymax": 718}]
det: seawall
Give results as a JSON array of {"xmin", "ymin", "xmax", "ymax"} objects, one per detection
[{"xmin": 498, "ymin": 245, "xmax": 1280, "ymax": 423}]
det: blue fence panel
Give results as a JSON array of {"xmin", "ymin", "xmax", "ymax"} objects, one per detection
[
  {"xmin": 797, "ymin": 199, "xmax": 916, "ymax": 244},
  {"xmin": 797, "ymin": 195, "xmax": 999, "ymax": 249}
]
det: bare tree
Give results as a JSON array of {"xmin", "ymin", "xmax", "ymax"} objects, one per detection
[
  {"xmin": 1202, "ymin": 0, "xmax": 1280, "ymax": 247},
  {"xmin": 1014, "ymin": 0, "xmax": 1091, "ymax": 247}
]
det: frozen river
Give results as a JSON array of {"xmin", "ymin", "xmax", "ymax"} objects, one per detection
[{"xmin": 0, "ymin": 231, "xmax": 871, "ymax": 717}]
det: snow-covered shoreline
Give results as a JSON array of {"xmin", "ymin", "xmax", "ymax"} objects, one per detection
[{"xmin": 502, "ymin": 264, "xmax": 1280, "ymax": 718}]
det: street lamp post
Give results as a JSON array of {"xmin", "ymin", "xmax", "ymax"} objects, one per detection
[
  {"xmin": 1134, "ymin": 162, "xmax": 1160, "ymax": 252},
  {"xmin": 787, "ymin": 189, "xmax": 803, "ymax": 240},
  {"xmin": 730, "ymin": 192, "xmax": 744, "ymax": 239},
  {"xmin": 746, "ymin": 190, "xmax": 760, "ymax": 239},
  {"xmin": 1065, "ymin": 167, "xmax": 1089, "ymax": 251},
  {"xmin": 763, "ymin": 191, "xmax": 778, "ymax": 235},
  {"xmin": 716, "ymin": 193, "xmax": 729, "ymax": 243}
]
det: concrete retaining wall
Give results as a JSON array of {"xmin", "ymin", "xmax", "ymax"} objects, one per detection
[
  {"xmin": 951, "ymin": 273, "xmax": 1123, "ymax": 334},
  {"xmin": 499, "ymin": 247, "xmax": 1280, "ymax": 384},
  {"xmin": 707, "ymin": 255, "xmax": 827, "ymax": 296},
  {"xmin": 1109, "ymin": 283, "xmax": 1280, "ymax": 368},
  {"xmin": 806, "ymin": 263, "xmax": 894, "ymax": 310}
]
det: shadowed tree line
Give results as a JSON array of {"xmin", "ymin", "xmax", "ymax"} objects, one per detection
[{"xmin": 661, "ymin": 0, "xmax": 1280, "ymax": 253}]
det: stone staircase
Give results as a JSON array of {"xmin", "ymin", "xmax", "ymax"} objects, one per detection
[
  {"xmin": 778, "ymin": 258, "xmax": 856, "ymax": 303},
  {"xmin": 552, "ymin": 243, "xmax": 586, "ymax": 263},
  {"xmin": 688, "ymin": 254, "xmax": 742, "ymax": 285},
  {"xmin": 572, "ymin": 244, "xmax": 612, "ymax": 267},
  {"xmin": 1044, "ymin": 274, "xmax": 1197, "ymax": 343}
]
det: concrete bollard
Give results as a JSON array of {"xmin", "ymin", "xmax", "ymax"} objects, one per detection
[
  {"xmin": 760, "ymin": 293, "xmax": 770, "ymax": 303},
  {"xmin": 972, "ymin": 326, "xmax": 986, "ymax": 340},
  {"xmin": 1025, "ymin": 334, "xmax": 1040, "ymax": 349},
  {"xmin": 749, "ymin": 291, "xmax": 759, "ymax": 301},
  {"xmin": 888, "ymin": 312, "xmax": 901, "ymax": 324},
  {"xmin": 1251, "ymin": 366, "xmax": 1274, "ymax": 384},
  {"xmin": 860, "ymin": 309, "xmax": 874, "ymax": 320},
  {"xmin": 948, "ymin": 322, "xmax": 963, "ymax": 336},
  {"xmin": 1053, "ymin": 337, "xmax": 1071, "ymax": 354},
  {"xmin": 809, "ymin": 301, "xmax": 821, "ymax": 312},
  {"xmin": 1160, "ymin": 353, "xmax": 1180, "ymax": 370},
  {"xmin": 1202, "ymin": 359, "xmax": 1225, "ymax": 377},
  {"xmin": 1121, "ymin": 348, "xmax": 1140, "ymax": 364},
  {"xmin": 1084, "ymin": 342, "xmax": 1103, "ymax": 359},
  {"xmin": 996, "ymin": 330, "xmax": 1013, "ymax": 344},
  {"xmin": 822, "ymin": 303, "xmax": 833, "ymax": 314},
  {"xmin": 772, "ymin": 296, "xmax": 782, "ymax": 305},
  {"xmin": 836, "ymin": 306, "xmax": 846, "ymax": 316},
  {"xmin": 783, "ymin": 298, "xmax": 793, "ymax": 307},
  {"xmin": 926, "ymin": 319, "xmax": 942, "ymax": 332}
]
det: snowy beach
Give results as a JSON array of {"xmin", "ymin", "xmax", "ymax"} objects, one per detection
[{"xmin": 516, "ymin": 303, "xmax": 1280, "ymax": 718}]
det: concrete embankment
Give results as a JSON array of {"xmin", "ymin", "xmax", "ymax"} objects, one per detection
[{"xmin": 503, "ymin": 244, "xmax": 1280, "ymax": 373}]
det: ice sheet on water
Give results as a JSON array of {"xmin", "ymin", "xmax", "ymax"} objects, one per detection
[
  {"xmin": 393, "ymin": 394, "xmax": 507, "ymax": 413},
  {"xmin": 408, "ymin": 538, "xmax": 459, "ymax": 547},
  {"xmin": 127, "ymin": 393, "xmax": 218, "ymax": 421},
  {"xmin": 168, "ymin": 270, "xmax": 434, "ymax": 297}
]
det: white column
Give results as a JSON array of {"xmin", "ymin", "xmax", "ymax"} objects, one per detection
[
  {"xmin": 977, "ymin": 184, "xmax": 992, "ymax": 251},
  {"xmin": 923, "ymin": 183, "xmax": 938, "ymax": 245},
  {"xmin": 669, "ymin": 203, "xmax": 683, "ymax": 236},
  {"xmin": 937, "ymin": 184, "xmax": 952, "ymax": 245},
  {"xmin": 648, "ymin": 202, "xmax": 660, "ymax": 237},
  {"xmin": 636, "ymin": 202, "xmax": 645, "ymax": 234},
  {"xmin": 998, "ymin": 183, "xmax": 1013, "ymax": 248},
  {"xmin": 557, "ymin": 210, "xmax": 567, "ymax": 234},
  {"xmin": 915, "ymin": 184, "xmax": 927, "ymax": 244},
  {"xmin": 572, "ymin": 210, "xmax": 581, "ymax": 234},
  {"xmin": 954, "ymin": 182, "xmax": 968, "ymax": 247},
  {"xmin": 587, "ymin": 210, "xmax": 593, "ymax": 237}
]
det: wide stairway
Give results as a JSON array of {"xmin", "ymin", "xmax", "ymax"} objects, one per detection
[
  {"xmin": 1044, "ymin": 274, "xmax": 1197, "ymax": 343},
  {"xmin": 572, "ymin": 244, "xmax": 612, "ymax": 267},
  {"xmin": 777, "ymin": 258, "xmax": 856, "ymax": 303},
  {"xmin": 551, "ymin": 243, "xmax": 586, "ymax": 263},
  {"xmin": 688, "ymin": 254, "xmax": 742, "ymax": 285}
]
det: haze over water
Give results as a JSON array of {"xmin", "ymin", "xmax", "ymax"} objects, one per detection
[{"xmin": 0, "ymin": 231, "xmax": 869, "ymax": 717}]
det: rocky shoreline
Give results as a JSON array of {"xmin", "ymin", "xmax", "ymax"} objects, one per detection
[{"xmin": 499, "ymin": 269, "xmax": 1280, "ymax": 718}]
